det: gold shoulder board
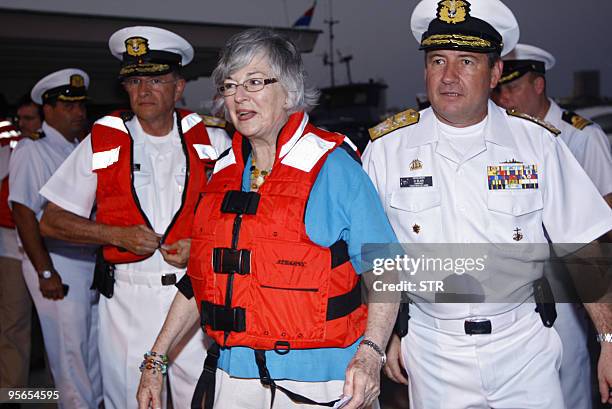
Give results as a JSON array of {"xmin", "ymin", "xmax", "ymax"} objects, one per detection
[
  {"xmin": 369, "ymin": 109, "xmax": 420, "ymax": 141},
  {"xmin": 200, "ymin": 115, "xmax": 226, "ymax": 129},
  {"xmin": 562, "ymin": 111, "xmax": 592, "ymax": 131},
  {"xmin": 507, "ymin": 109, "xmax": 561, "ymax": 136}
]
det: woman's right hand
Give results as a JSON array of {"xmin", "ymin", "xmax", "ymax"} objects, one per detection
[{"xmin": 137, "ymin": 368, "xmax": 164, "ymax": 409}]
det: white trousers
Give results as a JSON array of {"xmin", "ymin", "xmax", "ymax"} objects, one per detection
[
  {"xmin": 22, "ymin": 253, "xmax": 102, "ymax": 409},
  {"xmin": 212, "ymin": 369, "xmax": 381, "ymax": 409},
  {"xmin": 402, "ymin": 306, "xmax": 565, "ymax": 409},
  {"xmin": 98, "ymin": 273, "xmax": 209, "ymax": 409},
  {"xmin": 554, "ymin": 303, "xmax": 592, "ymax": 409}
]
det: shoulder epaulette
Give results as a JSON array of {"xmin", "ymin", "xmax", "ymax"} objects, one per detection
[
  {"xmin": 369, "ymin": 109, "xmax": 420, "ymax": 141},
  {"xmin": 562, "ymin": 111, "xmax": 593, "ymax": 131},
  {"xmin": 120, "ymin": 111, "xmax": 135, "ymax": 122},
  {"xmin": 506, "ymin": 109, "xmax": 560, "ymax": 136},
  {"xmin": 200, "ymin": 115, "xmax": 226, "ymax": 129}
]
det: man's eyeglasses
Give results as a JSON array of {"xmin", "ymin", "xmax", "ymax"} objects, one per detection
[
  {"xmin": 122, "ymin": 78, "xmax": 177, "ymax": 89},
  {"xmin": 218, "ymin": 78, "xmax": 278, "ymax": 97}
]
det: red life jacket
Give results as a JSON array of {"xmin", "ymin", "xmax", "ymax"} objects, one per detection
[
  {"xmin": 188, "ymin": 112, "xmax": 367, "ymax": 352},
  {"xmin": 91, "ymin": 109, "xmax": 215, "ymax": 264},
  {"xmin": 0, "ymin": 177, "xmax": 14, "ymax": 229},
  {"xmin": 0, "ymin": 120, "xmax": 22, "ymax": 229}
]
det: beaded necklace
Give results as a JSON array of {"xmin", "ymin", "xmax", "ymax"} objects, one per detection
[{"xmin": 250, "ymin": 156, "xmax": 271, "ymax": 192}]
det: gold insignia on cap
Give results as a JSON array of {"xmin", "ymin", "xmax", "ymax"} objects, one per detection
[
  {"xmin": 437, "ymin": 0, "xmax": 470, "ymax": 24},
  {"xmin": 507, "ymin": 109, "xmax": 561, "ymax": 136},
  {"xmin": 410, "ymin": 159, "xmax": 423, "ymax": 171},
  {"xmin": 125, "ymin": 37, "xmax": 149, "ymax": 57},
  {"xmin": 369, "ymin": 109, "xmax": 420, "ymax": 141},
  {"xmin": 70, "ymin": 74, "xmax": 84, "ymax": 88},
  {"xmin": 499, "ymin": 71, "xmax": 520, "ymax": 84}
]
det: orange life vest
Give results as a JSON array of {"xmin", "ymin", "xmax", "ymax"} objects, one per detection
[
  {"xmin": 188, "ymin": 112, "xmax": 367, "ymax": 352},
  {"xmin": 91, "ymin": 109, "xmax": 214, "ymax": 264}
]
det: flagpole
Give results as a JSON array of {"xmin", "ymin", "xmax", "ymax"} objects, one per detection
[{"xmin": 323, "ymin": 0, "xmax": 338, "ymax": 87}]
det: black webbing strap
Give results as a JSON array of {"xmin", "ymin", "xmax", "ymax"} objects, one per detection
[
  {"xmin": 201, "ymin": 301, "xmax": 246, "ymax": 333},
  {"xmin": 254, "ymin": 350, "xmax": 340, "ymax": 408},
  {"xmin": 191, "ymin": 343, "xmax": 220, "ymax": 409},
  {"xmin": 326, "ymin": 279, "xmax": 363, "ymax": 321},
  {"xmin": 221, "ymin": 190, "xmax": 260, "ymax": 215},
  {"xmin": 330, "ymin": 239, "xmax": 350, "ymax": 268}
]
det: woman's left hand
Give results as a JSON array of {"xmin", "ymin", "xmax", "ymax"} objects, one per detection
[
  {"xmin": 137, "ymin": 368, "xmax": 164, "ymax": 409},
  {"xmin": 341, "ymin": 346, "xmax": 383, "ymax": 409},
  {"xmin": 160, "ymin": 239, "xmax": 191, "ymax": 268}
]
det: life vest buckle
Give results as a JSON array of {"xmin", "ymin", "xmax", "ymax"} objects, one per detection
[
  {"xmin": 201, "ymin": 301, "xmax": 247, "ymax": 332},
  {"xmin": 273, "ymin": 341, "xmax": 291, "ymax": 355},
  {"xmin": 212, "ymin": 248, "xmax": 251, "ymax": 275}
]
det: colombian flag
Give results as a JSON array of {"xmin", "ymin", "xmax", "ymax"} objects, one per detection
[{"xmin": 293, "ymin": 1, "xmax": 317, "ymax": 27}]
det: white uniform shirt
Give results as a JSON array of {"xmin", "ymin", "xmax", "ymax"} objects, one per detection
[
  {"xmin": 545, "ymin": 99, "xmax": 612, "ymax": 196},
  {"xmin": 363, "ymin": 101, "xmax": 612, "ymax": 319},
  {"xmin": 40, "ymin": 113, "xmax": 231, "ymax": 274},
  {"xmin": 9, "ymin": 122, "xmax": 83, "ymax": 255}
]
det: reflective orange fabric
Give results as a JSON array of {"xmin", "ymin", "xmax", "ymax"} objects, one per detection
[
  {"xmin": 92, "ymin": 109, "xmax": 212, "ymax": 264},
  {"xmin": 189, "ymin": 112, "xmax": 367, "ymax": 350}
]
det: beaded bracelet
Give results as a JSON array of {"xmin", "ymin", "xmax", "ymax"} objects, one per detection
[
  {"xmin": 139, "ymin": 351, "xmax": 169, "ymax": 375},
  {"xmin": 144, "ymin": 351, "xmax": 169, "ymax": 364}
]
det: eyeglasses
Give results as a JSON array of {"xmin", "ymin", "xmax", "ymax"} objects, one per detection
[
  {"xmin": 122, "ymin": 78, "xmax": 177, "ymax": 89},
  {"xmin": 218, "ymin": 78, "xmax": 278, "ymax": 97}
]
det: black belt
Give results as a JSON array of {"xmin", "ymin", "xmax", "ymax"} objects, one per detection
[
  {"xmin": 464, "ymin": 319, "xmax": 492, "ymax": 335},
  {"xmin": 161, "ymin": 273, "xmax": 177, "ymax": 286}
]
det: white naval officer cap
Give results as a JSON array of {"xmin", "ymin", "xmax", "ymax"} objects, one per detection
[
  {"xmin": 108, "ymin": 26, "xmax": 194, "ymax": 78},
  {"xmin": 31, "ymin": 68, "xmax": 89, "ymax": 105},
  {"xmin": 410, "ymin": 0, "xmax": 520, "ymax": 57},
  {"xmin": 499, "ymin": 43, "xmax": 556, "ymax": 85}
]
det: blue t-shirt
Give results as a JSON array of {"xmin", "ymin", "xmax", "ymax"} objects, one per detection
[{"xmin": 217, "ymin": 147, "xmax": 397, "ymax": 381}]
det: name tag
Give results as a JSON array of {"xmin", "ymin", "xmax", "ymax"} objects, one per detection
[{"xmin": 400, "ymin": 176, "xmax": 433, "ymax": 188}]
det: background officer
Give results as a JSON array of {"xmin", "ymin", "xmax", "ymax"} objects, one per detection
[
  {"xmin": 9, "ymin": 68, "xmax": 102, "ymax": 408},
  {"xmin": 492, "ymin": 43, "xmax": 612, "ymax": 409},
  {"xmin": 363, "ymin": 0, "xmax": 612, "ymax": 408},
  {"xmin": 39, "ymin": 27, "xmax": 231, "ymax": 409},
  {"xmin": 16, "ymin": 95, "xmax": 43, "ymax": 139},
  {"xmin": 493, "ymin": 43, "xmax": 612, "ymax": 212}
]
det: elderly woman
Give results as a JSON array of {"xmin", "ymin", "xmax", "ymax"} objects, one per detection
[{"xmin": 137, "ymin": 28, "xmax": 398, "ymax": 409}]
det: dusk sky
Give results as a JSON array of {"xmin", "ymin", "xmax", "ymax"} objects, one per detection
[{"xmin": 2, "ymin": 0, "xmax": 611, "ymax": 111}]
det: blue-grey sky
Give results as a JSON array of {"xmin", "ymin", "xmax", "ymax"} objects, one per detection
[{"xmin": 2, "ymin": 0, "xmax": 611, "ymax": 111}]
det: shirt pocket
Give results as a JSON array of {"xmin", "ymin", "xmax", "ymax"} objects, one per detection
[
  {"xmin": 388, "ymin": 189, "xmax": 442, "ymax": 241},
  {"xmin": 486, "ymin": 191, "xmax": 544, "ymax": 243},
  {"xmin": 174, "ymin": 170, "xmax": 187, "ymax": 193},
  {"xmin": 133, "ymin": 170, "xmax": 152, "ymax": 190},
  {"xmin": 487, "ymin": 191, "xmax": 543, "ymax": 216}
]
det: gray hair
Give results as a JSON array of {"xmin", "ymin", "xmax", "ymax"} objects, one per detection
[{"xmin": 211, "ymin": 28, "xmax": 319, "ymax": 116}]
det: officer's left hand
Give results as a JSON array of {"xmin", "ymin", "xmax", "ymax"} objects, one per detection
[
  {"xmin": 160, "ymin": 239, "xmax": 191, "ymax": 268},
  {"xmin": 341, "ymin": 345, "xmax": 382, "ymax": 409},
  {"xmin": 597, "ymin": 343, "xmax": 612, "ymax": 404}
]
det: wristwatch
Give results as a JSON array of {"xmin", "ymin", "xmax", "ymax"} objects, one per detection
[
  {"xmin": 39, "ymin": 270, "xmax": 53, "ymax": 279},
  {"xmin": 359, "ymin": 339, "xmax": 387, "ymax": 366}
]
